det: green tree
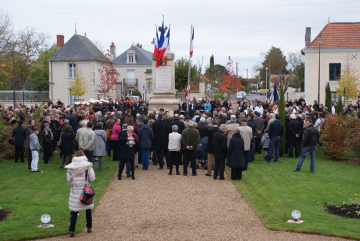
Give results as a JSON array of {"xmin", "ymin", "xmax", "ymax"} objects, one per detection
[
  {"xmin": 325, "ymin": 82, "xmax": 332, "ymax": 111},
  {"xmin": 293, "ymin": 62, "xmax": 305, "ymax": 91},
  {"xmin": 336, "ymin": 96, "xmax": 343, "ymax": 115},
  {"xmin": 256, "ymin": 46, "xmax": 288, "ymax": 89},
  {"xmin": 279, "ymin": 87, "xmax": 286, "ymax": 156},
  {"xmin": 29, "ymin": 47, "xmax": 57, "ymax": 91},
  {"xmin": 132, "ymin": 88, "xmax": 142, "ymax": 98},
  {"xmin": 136, "ymin": 43, "xmax": 142, "ymax": 49},
  {"xmin": 175, "ymin": 57, "xmax": 197, "ymax": 90}
]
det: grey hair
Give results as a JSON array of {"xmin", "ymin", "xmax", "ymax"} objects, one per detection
[
  {"xmin": 63, "ymin": 119, "xmax": 70, "ymax": 125},
  {"xmin": 155, "ymin": 114, "xmax": 159, "ymax": 121},
  {"xmin": 199, "ymin": 117, "xmax": 205, "ymax": 123},
  {"xmin": 234, "ymin": 127, "xmax": 241, "ymax": 134},
  {"xmin": 230, "ymin": 115, "xmax": 236, "ymax": 123},
  {"xmin": 172, "ymin": 125, "xmax": 178, "ymax": 132},
  {"xmin": 80, "ymin": 120, "xmax": 87, "ymax": 127},
  {"xmin": 219, "ymin": 124, "xmax": 226, "ymax": 130},
  {"xmin": 127, "ymin": 125, "xmax": 134, "ymax": 131},
  {"xmin": 188, "ymin": 120, "xmax": 194, "ymax": 127}
]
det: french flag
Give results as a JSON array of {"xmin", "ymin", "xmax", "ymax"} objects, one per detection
[
  {"xmin": 190, "ymin": 27, "xmax": 194, "ymax": 58},
  {"xmin": 154, "ymin": 20, "xmax": 166, "ymax": 68},
  {"xmin": 163, "ymin": 26, "xmax": 170, "ymax": 65}
]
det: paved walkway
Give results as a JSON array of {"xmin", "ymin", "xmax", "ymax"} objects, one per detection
[{"xmin": 42, "ymin": 164, "xmax": 348, "ymax": 241}]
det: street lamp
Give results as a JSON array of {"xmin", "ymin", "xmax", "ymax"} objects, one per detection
[
  {"xmin": 6, "ymin": 41, "xmax": 16, "ymax": 108},
  {"xmin": 317, "ymin": 35, "xmax": 323, "ymax": 104}
]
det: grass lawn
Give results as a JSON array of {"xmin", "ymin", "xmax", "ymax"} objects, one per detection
[
  {"xmin": 0, "ymin": 154, "xmax": 118, "ymax": 241},
  {"xmin": 226, "ymin": 149, "xmax": 360, "ymax": 240}
]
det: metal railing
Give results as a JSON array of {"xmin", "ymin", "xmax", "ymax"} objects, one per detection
[
  {"xmin": 123, "ymin": 78, "xmax": 138, "ymax": 86},
  {"xmin": 0, "ymin": 91, "xmax": 49, "ymax": 102}
]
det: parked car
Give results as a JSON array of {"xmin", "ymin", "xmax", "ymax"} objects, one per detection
[
  {"xmin": 236, "ymin": 91, "xmax": 246, "ymax": 99},
  {"xmin": 126, "ymin": 96, "xmax": 141, "ymax": 100}
]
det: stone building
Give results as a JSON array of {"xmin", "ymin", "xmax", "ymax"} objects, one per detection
[{"xmin": 302, "ymin": 22, "xmax": 360, "ymax": 104}]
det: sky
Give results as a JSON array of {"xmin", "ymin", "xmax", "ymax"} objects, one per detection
[{"xmin": 3, "ymin": 0, "xmax": 360, "ymax": 78}]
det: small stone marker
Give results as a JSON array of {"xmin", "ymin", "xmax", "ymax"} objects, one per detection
[
  {"xmin": 287, "ymin": 210, "xmax": 304, "ymax": 224},
  {"xmin": 37, "ymin": 214, "xmax": 54, "ymax": 228}
]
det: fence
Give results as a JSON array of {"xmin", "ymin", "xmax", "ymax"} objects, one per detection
[{"xmin": 0, "ymin": 91, "xmax": 49, "ymax": 103}]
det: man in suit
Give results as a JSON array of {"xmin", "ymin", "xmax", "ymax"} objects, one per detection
[
  {"xmin": 65, "ymin": 108, "xmax": 77, "ymax": 132},
  {"xmin": 152, "ymin": 113, "xmax": 169, "ymax": 169},
  {"xmin": 212, "ymin": 124, "xmax": 228, "ymax": 180}
]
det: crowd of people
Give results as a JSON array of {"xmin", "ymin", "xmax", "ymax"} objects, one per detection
[{"xmin": 5, "ymin": 94, "xmax": 349, "ymax": 236}]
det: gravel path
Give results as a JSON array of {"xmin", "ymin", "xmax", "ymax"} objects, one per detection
[{"xmin": 41, "ymin": 164, "xmax": 348, "ymax": 241}]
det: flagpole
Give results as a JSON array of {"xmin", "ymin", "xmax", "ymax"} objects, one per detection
[{"xmin": 187, "ymin": 25, "xmax": 193, "ymax": 112}]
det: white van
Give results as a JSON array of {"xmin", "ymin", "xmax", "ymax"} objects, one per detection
[{"xmin": 236, "ymin": 91, "xmax": 246, "ymax": 99}]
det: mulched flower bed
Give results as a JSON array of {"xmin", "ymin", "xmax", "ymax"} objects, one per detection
[
  {"xmin": 0, "ymin": 209, "xmax": 12, "ymax": 221},
  {"xmin": 325, "ymin": 204, "xmax": 360, "ymax": 219}
]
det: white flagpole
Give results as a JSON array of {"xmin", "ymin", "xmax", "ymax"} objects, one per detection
[{"xmin": 187, "ymin": 25, "xmax": 193, "ymax": 112}]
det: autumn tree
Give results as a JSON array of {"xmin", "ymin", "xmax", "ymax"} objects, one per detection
[
  {"xmin": 69, "ymin": 68, "xmax": 87, "ymax": 98},
  {"xmin": 217, "ymin": 56, "xmax": 242, "ymax": 95},
  {"xmin": 97, "ymin": 50, "xmax": 120, "ymax": 99},
  {"xmin": 335, "ymin": 61, "xmax": 360, "ymax": 105}
]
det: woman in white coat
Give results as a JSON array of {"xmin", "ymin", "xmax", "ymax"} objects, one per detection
[{"xmin": 65, "ymin": 150, "xmax": 95, "ymax": 237}]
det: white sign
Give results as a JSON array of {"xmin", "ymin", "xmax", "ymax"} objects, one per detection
[
  {"xmin": 155, "ymin": 66, "xmax": 171, "ymax": 91},
  {"xmin": 142, "ymin": 83, "xmax": 145, "ymax": 91}
]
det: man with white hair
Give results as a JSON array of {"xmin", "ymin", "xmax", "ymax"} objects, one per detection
[
  {"xmin": 181, "ymin": 120, "xmax": 200, "ymax": 176},
  {"xmin": 288, "ymin": 113, "xmax": 300, "ymax": 158},
  {"xmin": 226, "ymin": 115, "xmax": 239, "ymax": 147},
  {"xmin": 212, "ymin": 124, "xmax": 228, "ymax": 180},
  {"xmin": 168, "ymin": 125, "xmax": 182, "ymax": 175}
]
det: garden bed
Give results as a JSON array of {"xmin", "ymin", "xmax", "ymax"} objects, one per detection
[{"xmin": 325, "ymin": 204, "xmax": 360, "ymax": 219}]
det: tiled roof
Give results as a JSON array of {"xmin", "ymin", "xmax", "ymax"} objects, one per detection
[
  {"xmin": 111, "ymin": 46, "xmax": 152, "ymax": 65},
  {"xmin": 307, "ymin": 22, "xmax": 360, "ymax": 49},
  {"xmin": 49, "ymin": 35, "xmax": 107, "ymax": 62}
]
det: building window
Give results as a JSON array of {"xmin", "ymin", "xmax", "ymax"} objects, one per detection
[
  {"xmin": 329, "ymin": 63, "xmax": 341, "ymax": 81},
  {"xmin": 129, "ymin": 55, "xmax": 134, "ymax": 63},
  {"xmin": 68, "ymin": 63, "xmax": 76, "ymax": 78}
]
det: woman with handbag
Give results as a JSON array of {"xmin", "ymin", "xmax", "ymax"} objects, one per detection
[
  {"xmin": 59, "ymin": 125, "xmax": 74, "ymax": 168},
  {"xmin": 65, "ymin": 150, "xmax": 95, "ymax": 237}
]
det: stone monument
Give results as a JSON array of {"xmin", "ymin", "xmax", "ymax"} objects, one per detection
[{"xmin": 148, "ymin": 50, "xmax": 179, "ymax": 114}]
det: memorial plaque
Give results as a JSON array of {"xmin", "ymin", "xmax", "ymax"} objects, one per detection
[{"xmin": 155, "ymin": 66, "xmax": 172, "ymax": 91}]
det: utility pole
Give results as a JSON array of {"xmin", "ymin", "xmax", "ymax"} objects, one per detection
[{"xmin": 236, "ymin": 62, "xmax": 238, "ymax": 92}]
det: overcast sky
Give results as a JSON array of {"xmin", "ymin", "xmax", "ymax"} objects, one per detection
[{"xmin": 3, "ymin": 0, "xmax": 360, "ymax": 78}]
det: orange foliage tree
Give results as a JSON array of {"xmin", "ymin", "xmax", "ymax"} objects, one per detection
[{"xmin": 217, "ymin": 56, "xmax": 241, "ymax": 94}]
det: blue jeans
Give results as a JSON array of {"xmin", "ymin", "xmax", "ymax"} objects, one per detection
[
  {"xmin": 295, "ymin": 146, "xmax": 316, "ymax": 172},
  {"xmin": 267, "ymin": 136, "xmax": 280, "ymax": 162},
  {"xmin": 141, "ymin": 148, "xmax": 150, "ymax": 169},
  {"xmin": 247, "ymin": 137, "xmax": 255, "ymax": 162}
]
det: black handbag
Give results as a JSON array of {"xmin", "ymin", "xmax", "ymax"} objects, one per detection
[{"xmin": 8, "ymin": 138, "xmax": 14, "ymax": 146}]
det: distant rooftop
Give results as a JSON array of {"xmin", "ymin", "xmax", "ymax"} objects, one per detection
[
  {"xmin": 49, "ymin": 34, "xmax": 107, "ymax": 62},
  {"xmin": 112, "ymin": 45, "xmax": 152, "ymax": 65}
]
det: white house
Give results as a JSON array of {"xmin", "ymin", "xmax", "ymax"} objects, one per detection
[{"xmin": 302, "ymin": 22, "xmax": 360, "ymax": 104}]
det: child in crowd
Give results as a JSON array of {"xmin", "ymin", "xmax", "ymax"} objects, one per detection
[
  {"xmin": 30, "ymin": 127, "xmax": 42, "ymax": 172},
  {"xmin": 261, "ymin": 129, "xmax": 270, "ymax": 161}
]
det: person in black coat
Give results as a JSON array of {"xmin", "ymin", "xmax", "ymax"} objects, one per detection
[
  {"xmin": 288, "ymin": 114, "xmax": 300, "ymax": 158},
  {"xmin": 212, "ymin": 124, "xmax": 228, "ymax": 180},
  {"xmin": 285, "ymin": 114, "xmax": 290, "ymax": 154},
  {"xmin": 12, "ymin": 120, "xmax": 26, "ymax": 163},
  {"xmin": 196, "ymin": 118, "xmax": 209, "ymax": 139},
  {"xmin": 228, "ymin": 129, "xmax": 245, "ymax": 180},
  {"xmin": 65, "ymin": 108, "xmax": 77, "ymax": 132},
  {"xmin": 169, "ymin": 114, "xmax": 185, "ymax": 134},
  {"xmin": 118, "ymin": 125, "xmax": 138, "ymax": 180},
  {"xmin": 60, "ymin": 125, "xmax": 74, "ymax": 168},
  {"xmin": 206, "ymin": 119, "xmax": 219, "ymax": 176},
  {"xmin": 42, "ymin": 123, "xmax": 53, "ymax": 164},
  {"xmin": 152, "ymin": 114, "xmax": 169, "ymax": 169}
]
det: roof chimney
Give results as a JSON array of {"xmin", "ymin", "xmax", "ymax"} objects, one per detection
[
  {"xmin": 110, "ymin": 42, "xmax": 116, "ymax": 61},
  {"xmin": 57, "ymin": 35, "xmax": 64, "ymax": 50},
  {"xmin": 305, "ymin": 27, "xmax": 311, "ymax": 47}
]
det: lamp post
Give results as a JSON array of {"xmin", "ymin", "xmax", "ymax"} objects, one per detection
[
  {"xmin": 265, "ymin": 67, "xmax": 268, "ymax": 99},
  {"xmin": 317, "ymin": 35, "xmax": 323, "ymax": 104}
]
